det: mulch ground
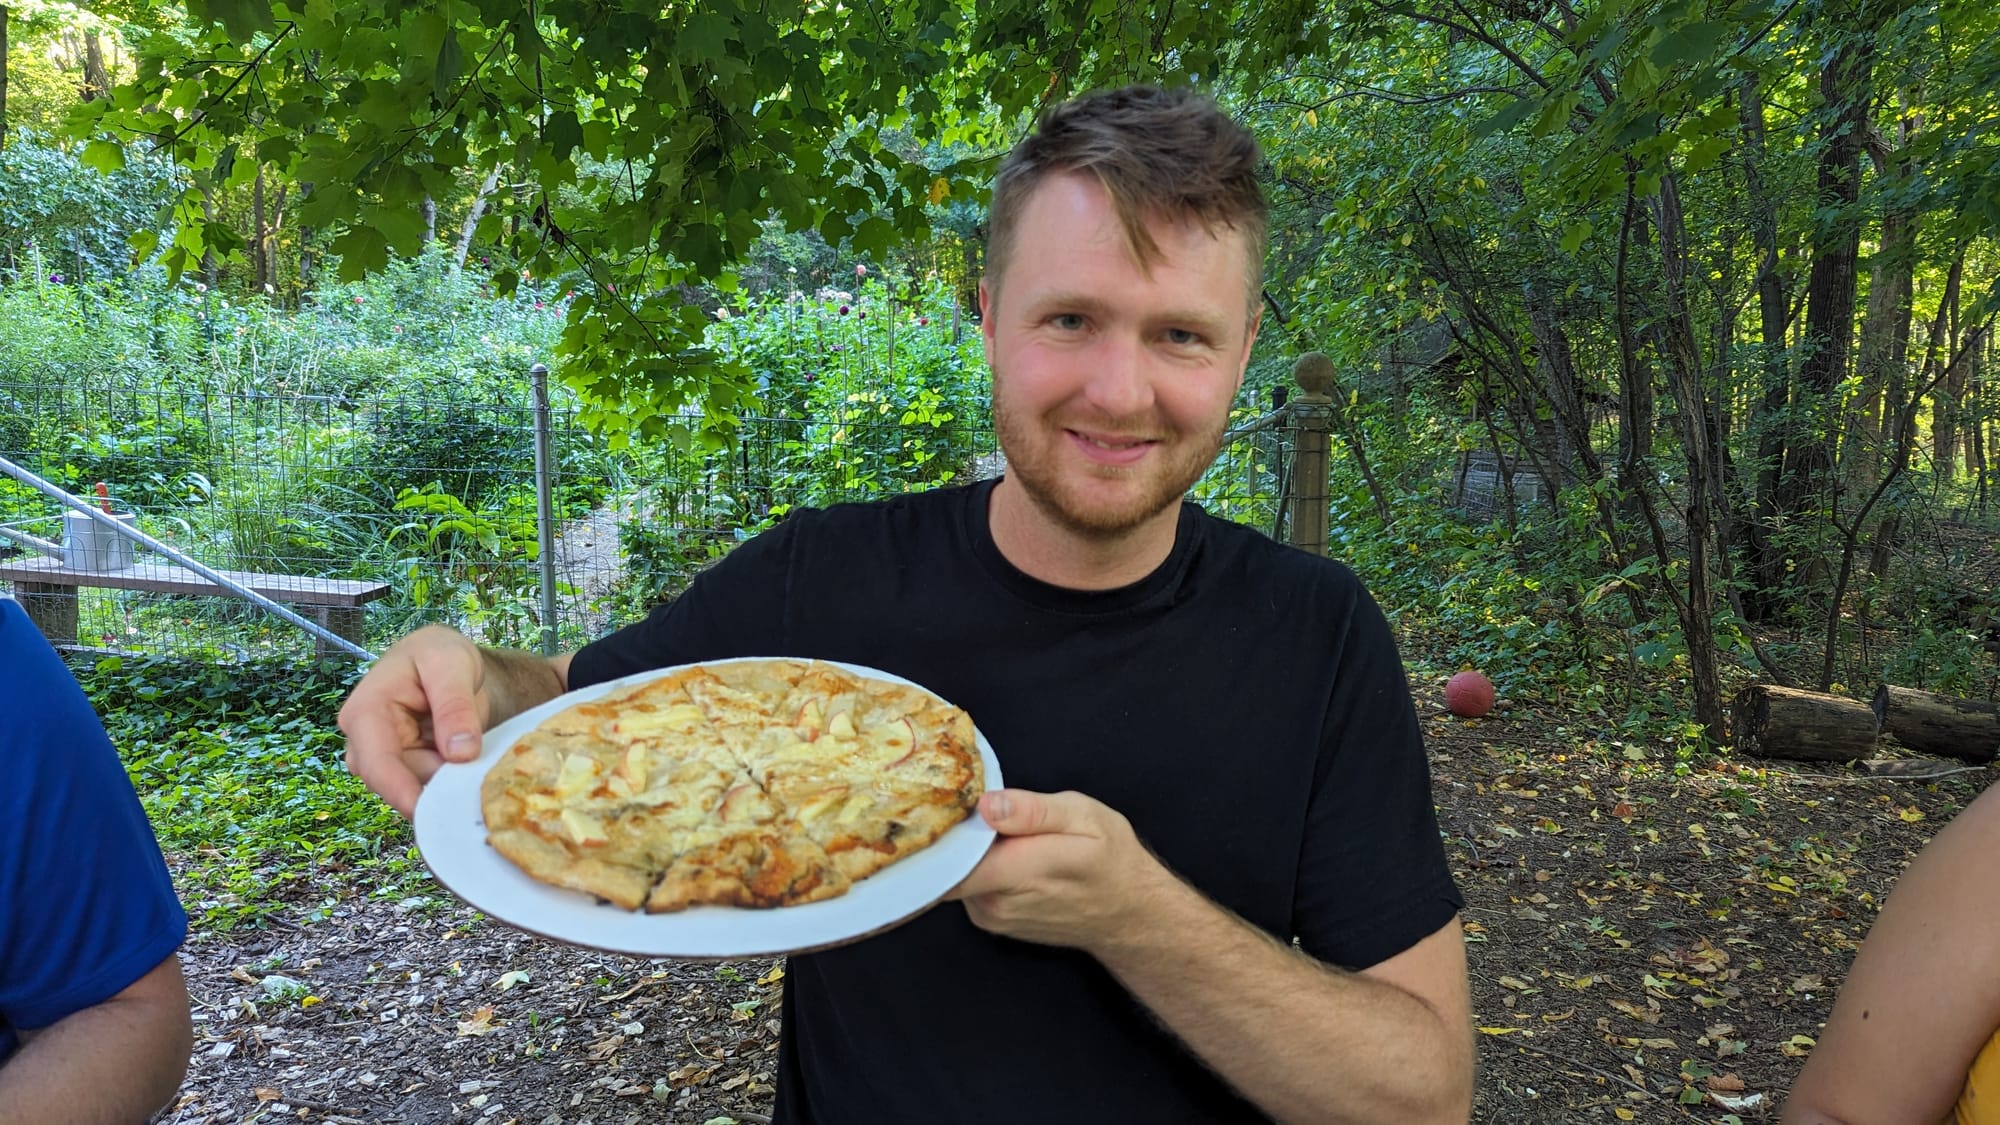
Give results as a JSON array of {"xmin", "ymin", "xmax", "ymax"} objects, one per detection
[{"xmin": 155, "ymin": 680, "xmax": 1989, "ymax": 1124}]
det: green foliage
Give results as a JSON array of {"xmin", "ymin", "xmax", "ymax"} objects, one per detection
[
  {"xmin": 386, "ymin": 484, "xmax": 549, "ymax": 644},
  {"xmin": 0, "ymin": 133, "xmax": 178, "ymax": 282},
  {"xmin": 74, "ymin": 0, "xmax": 1323, "ymax": 439},
  {"xmin": 76, "ymin": 654, "xmax": 418, "ymax": 930}
]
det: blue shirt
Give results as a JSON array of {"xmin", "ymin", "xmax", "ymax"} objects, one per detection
[{"xmin": 0, "ymin": 598, "xmax": 188, "ymax": 1062}]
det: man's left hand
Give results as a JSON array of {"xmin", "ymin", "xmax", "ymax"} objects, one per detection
[{"xmin": 944, "ymin": 789, "xmax": 1177, "ymax": 952}]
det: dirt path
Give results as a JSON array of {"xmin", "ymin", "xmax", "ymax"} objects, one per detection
[{"xmin": 158, "ymin": 678, "xmax": 1987, "ymax": 1124}]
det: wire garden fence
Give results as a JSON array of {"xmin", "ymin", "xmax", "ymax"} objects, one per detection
[{"xmin": 0, "ymin": 366, "xmax": 1312, "ymax": 665}]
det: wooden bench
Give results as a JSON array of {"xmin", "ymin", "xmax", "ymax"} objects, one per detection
[{"xmin": 0, "ymin": 556, "xmax": 391, "ymax": 659}]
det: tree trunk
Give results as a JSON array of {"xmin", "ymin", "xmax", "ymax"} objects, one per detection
[
  {"xmin": 1642, "ymin": 171, "xmax": 1730, "ymax": 743},
  {"xmin": 1, "ymin": 5, "xmax": 10, "ymax": 151},
  {"xmin": 1733, "ymin": 684, "xmax": 1878, "ymax": 762},
  {"xmin": 267, "ymin": 182, "xmax": 288, "ymax": 297},
  {"xmin": 1739, "ymin": 72, "xmax": 1794, "ymax": 621},
  {"xmin": 421, "ymin": 194, "xmax": 438, "ymax": 246},
  {"xmin": 82, "ymin": 31, "xmax": 108, "ymax": 102},
  {"xmin": 1937, "ymin": 255, "xmax": 1968, "ymax": 480},
  {"xmin": 1850, "ymin": 104, "xmax": 1920, "ymax": 505},
  {"xmin": 452, "ymin": 166, "xmax": 504, "ymax": 271},
  {"xmin": 1773, "ymin": 28, "xmax": 1873, "ymax": 593},
  {"xmin": 1873, "ymin": 684, "xmax": 2000, "ymax": 763},
  {"xmin": 253, "ymin": 167, "xmax": 269, "ymax": 293}
]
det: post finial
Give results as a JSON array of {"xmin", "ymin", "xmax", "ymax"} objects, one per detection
[{"xmin": 1292, "ymin": 352, "xmax": 1336, "ymax": 397}]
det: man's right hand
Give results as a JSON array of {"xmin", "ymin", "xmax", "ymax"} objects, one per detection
[{"xmin": 338, "ymin": 625, "xmax": 500, "ymax": 820}]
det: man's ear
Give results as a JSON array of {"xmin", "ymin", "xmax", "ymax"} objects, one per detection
[
  {"xmin": 978, "ymin": 278, "xmax": 997, "ymax": 351},
  {"xmin": 1235, "ymin": 309, "xmax": 1263, "ymax": 392}
]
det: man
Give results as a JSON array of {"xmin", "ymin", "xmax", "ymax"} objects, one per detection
[
  {"xmin": 0, "ymin": 596, "xmax": 193, "ymax": 1124},
  {"xmin": 342, "ymin": 85, "xmax": 1472, "ymax": 1122}
]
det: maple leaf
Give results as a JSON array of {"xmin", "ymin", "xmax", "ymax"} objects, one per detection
[{"xmin": 455, "ymin": 1006, "xmax": 499, "ymax": 1037}]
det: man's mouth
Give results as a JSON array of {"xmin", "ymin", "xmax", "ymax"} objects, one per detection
[{"xmin": 1066, "ymin": 429, "xmax": 1158, "ymax": 463}]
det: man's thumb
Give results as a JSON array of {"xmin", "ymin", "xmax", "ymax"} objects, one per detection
[{"xmin": 979, "ymin": 789, "xmax": 1066, "ymax": 835}]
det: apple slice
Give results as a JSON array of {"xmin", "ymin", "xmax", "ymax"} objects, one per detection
[
  {"xmin": 793, "ymin": 698, "xmax": 825, "ymax": 739},
  {"xmin": 555, "ymin": 753, "xmax": 604, "ymax": 802},
  {"xmin": 561, "ymin": 808, "xmax": 609, "ymax": 846},
  {"xmin": 827, "ymin": 711, "xmax": 857, "ymax": 741},
  {"xmin": 620, "ymin": 744, "xmax": 651, "ymax": 791}
]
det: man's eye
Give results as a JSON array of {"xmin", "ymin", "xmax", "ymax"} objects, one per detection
[
  {"xmin": 1051, "ymin": 314, "xmax": 1086, "ymax": 331},
  {"xmin": 1165, "ymin": 328, "xmax": 1203, "ymax": 346}
]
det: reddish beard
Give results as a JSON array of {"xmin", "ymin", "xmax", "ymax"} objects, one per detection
[{"xmin": 992, "ymin": 392, "xmax": 1229, "ymax": 539}]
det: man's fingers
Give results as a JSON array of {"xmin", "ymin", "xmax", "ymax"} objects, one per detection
[
  {"xmin": 978, "ymin": 789, "xmax": 1094, "ymax": 837},
  {"xmin": 415, "ymin": 646, "xmax": 486, "ymax": 761},
  {"xmin": 346, "ymin": 738, "xmax": 424, "ymax": 821}
]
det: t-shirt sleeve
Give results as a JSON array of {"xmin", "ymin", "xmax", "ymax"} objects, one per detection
[
  {"xmin": 0, "ymin": 600, "xmax": 189, "ymax": 1032},
  {"xmin": 1290, "ymin": 576, "xmax": 1464, "ymax": 971},
  {"xmin": 567, "ymin": 513, "xmax": 803, "ymax": 689}
]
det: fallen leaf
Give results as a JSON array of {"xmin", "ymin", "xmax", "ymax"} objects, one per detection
[
  {"xmin": 1478, "ymin": 1026, "xmax": 1524, "ymax": 1035},
  {"xmin": 1498, "ymin": 975, "xmax": 1538, "ymax": 992},
  {"xmin": 587, "ymin": 1034, "xmax": 627, "ymax": 1060},
  {"xmin": 1898, "ymin": 807, "xmax": 1927, "ymax": 823},
  {"xmin": 455, "ymin": 1006, "xmax": 499, "ymax": 1037},
  {"xmin": 1614, "ymin": 1109, "xmax": 1636, "ymax": 1121},
  {"xmin": 254, "ymin": 1088, "xmax": 282, "ymax": 1102},
  {"xmin": 1710, "ymin": 1091, "xmax": 1767, "ymax": 1111},
  {"xmin": 1541, "ymin": 1009, "xmax": 1575, "ymax": 1022},
  {"xmin": 1706, "ymin": 1073, "xmax": 1746, "ymax": 1092},
  {"xmin": 1789, "ymin": 974, "xmax": 1823, "ymax": 993},
  {"xmin": 1781, "ymin": 1034, "xmax": 1816, "ymax": 1058},
  {"xmin": 494, "ymin": 970, "xmax": 531, "ymax": 991},
  {"xmin": 757, "ymin": 965, "xmax": 786, "ymax": 986}
]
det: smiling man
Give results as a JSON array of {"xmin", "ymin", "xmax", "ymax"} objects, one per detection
[{"xmin": 341, "ymin": 85, "xmax": 1471, "ymax": 1123}]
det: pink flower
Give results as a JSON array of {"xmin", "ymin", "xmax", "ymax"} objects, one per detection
[
  {"xmin": 391, "ymin": 325, "xmax": 403, "ymax": 334},
  {"xmin": 855, "ymin": 264, "xmax": 868, "ymax": 278},
  {"xmin": 534, "ymin": 301, "xmax": 545, "ymax": 310},
  {"xmin": 353, "ymin": 296, "xmax": 364, "ymax": 304},
  {"xmin": 919, "ymin": 317, "xmax": 930, "ymax": 326}
]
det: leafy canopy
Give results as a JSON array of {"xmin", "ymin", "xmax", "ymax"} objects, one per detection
[{"xmin": 75, "ymin": 0, "xmax": 1313, "ymax": 441}]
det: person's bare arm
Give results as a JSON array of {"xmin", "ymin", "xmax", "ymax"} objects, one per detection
[
  {"xmin": 1783, "ymin": 782, "xmax": 2000, "ymax": 1124},
  {"xmin": 951, "ymin": 790, "xmax": 1472, "ymax": 1123},
  {"xmin": 0, "ymin": 954, "xmax": 192, "ymax": 1125},
  {"xmin": 340, "ymin": 625, "xmax": 573, "ymax": 818}
]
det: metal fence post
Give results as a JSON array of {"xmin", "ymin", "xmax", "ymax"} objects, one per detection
[
  {"xmin": 1286, "ymin": 352, "xmax": 1337, "ymax": 556},
  {"xmin": 529, "ymin": 363, "xmax": 560, "ymax": 656}
]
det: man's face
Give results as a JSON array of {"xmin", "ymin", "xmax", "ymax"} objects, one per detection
[{"xmin": 981, "ymin": 172, "xmax": 1261, "ymax": 540}]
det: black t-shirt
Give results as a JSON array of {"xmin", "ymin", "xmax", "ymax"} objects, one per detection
[{"xmin": 569, "ymin": 479, "xmax": 1462, "ymax": 1124}]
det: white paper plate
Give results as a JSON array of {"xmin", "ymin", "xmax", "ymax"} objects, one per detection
[{"xmin": 412, "ymin": 657, "xmax": 1001, "ymax": 958}]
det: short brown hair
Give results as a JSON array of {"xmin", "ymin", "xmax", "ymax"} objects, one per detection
[{"xmin": 984, "ymin": 85, "xmax": 1267, "ymax": 305}]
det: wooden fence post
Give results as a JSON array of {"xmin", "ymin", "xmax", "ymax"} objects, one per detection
[{"xmin": 1286, "ymin": 353, "xmax": 1336, "ymax": 556}]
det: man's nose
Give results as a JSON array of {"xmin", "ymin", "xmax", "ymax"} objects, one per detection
[{"xmin": 1083, "ymin": 334, "xmax": 1154, "ymax": 418}]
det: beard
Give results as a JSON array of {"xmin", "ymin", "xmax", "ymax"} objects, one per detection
[{"xmin": 992, "ymin": 391, "xmax": 1229, "ymax": 541}]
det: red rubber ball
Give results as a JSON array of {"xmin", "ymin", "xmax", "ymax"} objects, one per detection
[{"xmin": 1445, "ymin": 671, "xmax": 1495, "ymax": 718}]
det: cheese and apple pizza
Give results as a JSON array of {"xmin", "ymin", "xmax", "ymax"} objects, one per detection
[{"xmin": 479, "ymin": 659, "xmax": 985, "ymax": 912}]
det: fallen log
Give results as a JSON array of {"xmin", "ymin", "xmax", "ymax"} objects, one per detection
[
  {"xmin": 1872, "ymin": 684, "xmax": 2000, "ymax": 764},
  {"xmin": 1733, "ymin": 684, "xmax": 1879, "ymax": 762}
]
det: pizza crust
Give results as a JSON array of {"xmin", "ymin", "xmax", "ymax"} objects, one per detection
[{"xmin": 480, "ymin": 659, "xmax": 985, "ymax": 911}]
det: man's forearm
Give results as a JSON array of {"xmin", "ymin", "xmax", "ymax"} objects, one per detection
[
  {"xmin": 1093, "ymin": 877, "xmax": 1470, "ymax": 1124},
  {"xmin": 0, "ymin": 975, "xmax": 192, "ymax": 1124}
]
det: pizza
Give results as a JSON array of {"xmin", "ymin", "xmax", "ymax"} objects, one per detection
[{"xmin": 478, "ymin": 659, "xmax": 985, "ymax": 912}]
